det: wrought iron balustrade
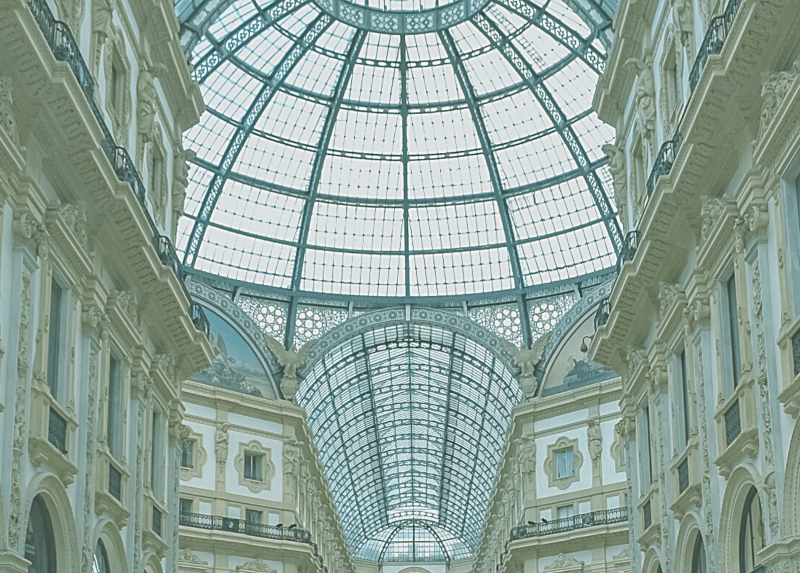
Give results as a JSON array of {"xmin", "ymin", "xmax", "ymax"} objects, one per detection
[
  {"xmin": 47, "ymin": 407, "xmax": 68, "ymax": 454},
  {"xmin": 644, "ymin": 0, "xmax": 742, "ymax": 198},
  {"xmin": 152, "ymin": 506, "xmax": 163, "ymax": 537},
  {"xmin": 677, "ymin": 457, "xmax": 689, "ymax": 494},
  {"xmin": 510, "ymin": 507, "xmax": 627, "ymax": 541},
  {"xmin": 108, "ymin": 463, "xmax": 122, "ymax": 501},
  {"xmin": 180, "ymin": 512, "xmax": 313, "ymax": 543},
  {"xmin": 190, "ymin": 304, "xmax": 211, "ymax": 336},
  {"xmin": 724, "ymin": 398, "xmax": 742, "ymax": 447},
  {"xmin": 594, "ymin": 297, "xmax": 610, "ymax": 329},
  {"xmin": 616, "ymin": 230, "xmax": 640, "ymax": 273},
  {"xmin": 25, "ymin": 0, "xmax": 208, "ymax": 334}
]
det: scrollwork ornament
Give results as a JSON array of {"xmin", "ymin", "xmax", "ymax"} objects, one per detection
[{"xmin": 0, "ymin": 76, "xmax": 21, "ymax": 147}]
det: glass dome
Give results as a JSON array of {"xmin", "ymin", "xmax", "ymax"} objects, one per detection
[{"xmin": 176, "ymin": 0, "xmax": 622, "ymax": 301}]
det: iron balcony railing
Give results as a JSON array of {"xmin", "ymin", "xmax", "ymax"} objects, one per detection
[
  {"xmin": 47, "ymin": 407, "xmax": 68, "ymax": 454},
  {"xmin": 645, "ymin": 0, "xmax": 742, "ymax": 197},
  {"xmin": 616, "ymin": 230, "xmax": 640, "ymax": 273},
  {"xmin": 25, "ymin": 0, "xmax": 208, "ymax": 335},
  {"xmin": 594, "ymin": 297, "xmax": 610, "ymax": 329},
  {"xmin": 180, "ymin": 511, "xmax": 313, "ymax": 543},
  {"xmin": 510, "ymin": 507, "xmax": 627, "ymax": 541}
]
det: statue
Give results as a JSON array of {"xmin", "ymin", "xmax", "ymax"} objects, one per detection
[
  {"xmin": 588, "ymin": 418, "xmax": 602, "ymax": 465},
  {"xmin": 502, "ymin": 332, "xmax": 551, "ymax": 398},
  {"xmin": 172, "ymin": 149, "xmax": 196, "ymax": 240},
  {"xmin": 516, "ymin": 435, "xmax": 536, "ymax": 482},
  {"xmin": 91, "ymin": 0, "xmax": 114, "ymax": 72},
  {"xmin": 136, "ymin": 65, "xmax": 166, "ymax": 145},
  {"xmin": 625, "ymin": 58, "xmax": 657, "ymax": 141},
  {"xmin": 672, "ymin": 0, "xmax": 694, "ymax": 49},
  {"xmin": 602, "ymin": 142, "xmax": 627, "ymax": 231},
  {"xmin": 215, "ymin": 423, "xmax": 229, "ymax": 467},
  {"xmin": 264, "ymin": 335, "xmax": 317, "ymax": 401}
]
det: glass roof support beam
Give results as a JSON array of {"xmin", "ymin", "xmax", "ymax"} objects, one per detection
[
  {"xmin": 456, "ymin": 352, "xmax": 496, "ymax": 548},
  {"xmin": 492, "ymin": 0, "xmax": 605, "ymax": 74},
  {"xmin": 469, "ymin": 11, "xmax": 623, "ymax": 254},
  {"xmin": 434, "ymin": 343, "xmax": 456, "ymax": 528},
  {"xmin": 438, "ymin": 29, "xmax": 526, "ymax": 293},
  {"xmin": 284, "ymin": 296, "xmax": 298, "ymax": 349},
  {"xmin": 517, "ymin": 294, "xmax": 532, "ymax": 347},
  {"xmin": 290, "ymin": 30, "xmax": 368, "ymax": 292},
  {"xmin": 361, "ymin": 332, "xmax": 392, "ymax": 533},
  {"xmin": 191, "ymin": 0, "xmax": 311, "ymax": 84},
  {"xmin": 400, "ymin": 36, "xmax": 411, "ymax": 298},
  {"xmin": 183, "ymin": 13, "xmax": 334, "ymax": 267}
]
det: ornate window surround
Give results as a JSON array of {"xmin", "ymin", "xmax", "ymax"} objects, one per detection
[
  {"xmin": 234, "ymin": 440, "xmax": 276, "ymax": 494},
  {"xmin": 179, "ymin": 430, "xmax": 207, "ymax": 482},
  {"xmin": 544, "ymin": 436, "xmax": 584, "ymax": 490},
  {"xmin": 103, "ymin": 29, "xmax": 132, "ymax": 144}
]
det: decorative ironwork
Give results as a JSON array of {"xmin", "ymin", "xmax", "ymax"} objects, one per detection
[
  {"xmin": 47, "ymin": 408, "xmax": 68, "ymax": 454},
  {"xmin": 510, "ymin": 507, "xmax": 627, "ymax": 540},
  {"xmin": 689, "ymin": 0, "xmax": 742, "ymax": 92},
  {"xmin": 677, "ymin": 457, "xmax": 689, "ymax": 494},
  {"xmin": 528, "ymin": 293, "xmax": 576, "ymax": 341},
  {"xmin": 293, "ymin": 305, "xmax": 349, "ymax": 348},
  {"xmin": 152, "ymin": 506, "xmax": 163, "ymax": 537},
  {"xmin": 180, "ymin": 511, "xmax": 313, "ymax": 543},
  {"xmin": 646, "ymin": 131, "xmax": 683, "ymax": 197},
  {"xmin": 469, "ymin": 303, "xmax": 524, "ymax": 346},
  {"xmin": 594, "ymin": 297, "xmax": 610, "ymax": 329},
  {"xmin": 643, "ymin": 499, "xmax": 652, "ymax": 530},
  {"xmin": 724, "ymin": 398, "xmax": 741, "ymax": 447},
  {"xmin": 190, "ymin": 303, "xmax": 211, "ymax": 336},
  {"xmin": 237, "ymin": 295, "xmax": 289, "ymax": 341},
  {"xmin": 108, "ymin": 463, "xmax": 122, "ymax": 501},
  {"xmin": 792, "ymin": 323, "xmax": 800, "ymax": 377},
  {"xmin": 616, "ymin": 230, "xmax": 640, "ymax": 273},
  {"xmin": 25, "ymin": 0, "xmax": 208, "ymax": 334}
]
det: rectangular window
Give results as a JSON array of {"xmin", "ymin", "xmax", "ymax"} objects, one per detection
[
  {"xmin": 557, "ymin": 505, "xmax": 574, "ymax": 519},
  {"xmin": 245, "ymin": 509, "xmax": 263, "ymax": 525},
  {"xmin": 150, "ymin": 410, "xmax": 161, "ymax": 494},
  {"xmin": 181, "ymin": 439, "xmax": 195, "ymax": 468},
  {"xmin": 47, "ymin": 279, "xmax": 63, "ymax": 399},
  {"xmin": 726, "ymin": 274, "xmax": 742, "ymax": 387},
  {"xmin": 678, "ymin": 349, "xmax": 691, "ymax": 448},
  {"xmin": 643, "ymin": 405, "xmax": 654, "ymax": 485},
  {"xmin": 179, "ymin": 498, "xmax": 193, "ymax": 515},
  {"xmin": 244, "ymin": 452, "xmax": 263, "ymax": 481},
  {"xmin": 107, "ymin": 354, "xmax": 123, "ymax": 459},
  {"xmin": 555, "ymin": 448, "xmax": 574, "ymax": 478}
]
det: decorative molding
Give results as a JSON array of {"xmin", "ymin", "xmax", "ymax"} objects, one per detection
[
  {"xmin": 179, "ymin": 426, "xmax": 207, "ymax": 481},
  {"xmin": 235, "ymin": 558, "xmax": 277, "ymax": 572},
  {"xmin": 178, "ymin": 548, "xmax": 208, "ymax": 565},
  {"xmin": 234, "ymin": 440, "xmax": 276, "ymax": 494},
  {"xmin": 545, "ymin": 553, "xmax": 584, "ymax": 571},
  {"xmin": 756, "ymin": 56, "xmax": 800, "ymax": 145},
  {"xmin": 543, "ymin": 436, "xmax": 583, "ymax": 490},
  {"xmin": 0, "ymin": 76, "xmax": 21, "ymax": 147},
  {"xmin": 103, "ymin": 28, "xmax": 132, "ymax": 144}
]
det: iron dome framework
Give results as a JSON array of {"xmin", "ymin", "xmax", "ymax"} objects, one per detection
[{"xmin": 175, "ymin": 0, "xmax": 620, "ymax": 561}]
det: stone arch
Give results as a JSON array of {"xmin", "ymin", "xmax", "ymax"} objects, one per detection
[
  {"xmin": 398, "ymin": 568, "xmax": 434, "ymax": 573},
  {"xmin": 717, "ymin": 463, "xmax": 764, "ymax": 573},
  {"xmin": 21, "ymin": 471, "xmax": 79, "ymax": 573},
  {"xmin": 297, "ymin": 307, "xmax": 519, "ymax": 378},
  {"xmin": 91, "ymin": 518, "xmax": 129, "ymax": 573},
  {"xmin": 642, "ymin": 546, "xmax": 663, "ymax": 573},
  {"xmin": 674, "ymin": 511, "xmax": 707, "ymax": 573},
  {"xmin": 143, "ymin": 551, "xmax": 164, "ymax": 573},
  {"xmin": 783, "ymin": 416, "xmax": 800, "ymax": 538}
]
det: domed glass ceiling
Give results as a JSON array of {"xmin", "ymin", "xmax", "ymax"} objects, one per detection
[{"xmin": 176, "ymin": 0, "xmax": 622, "ymax": 301}]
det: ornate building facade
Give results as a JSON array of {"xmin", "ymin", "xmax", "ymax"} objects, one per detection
[{"xmin": 592, "ymin": 0, "xmax": 800, "ymax": 571}]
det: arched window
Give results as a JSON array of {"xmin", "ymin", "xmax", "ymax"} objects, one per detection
[
  {"xmin": 691, "ymin": 531, "xmax": 707, "ymax": 573},
  {"xmin": 740, "ymin": 486, "xmax": 765, "ymax": 573},
  {"xmin": 24, "ymin": 495, "xmax": 57, "ymax": 573},
  {"xmin": 92, "ymin": 540, "xmax": 111, "ymax": 573}
]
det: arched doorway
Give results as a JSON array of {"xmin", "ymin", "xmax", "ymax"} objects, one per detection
[
  {"xmin": 92, "ymin": 540, "xmax": 111, "ymax": 573},
  {"xmin": 24, "ymin": 495, "xmax": 57, "ymax": 573},
  {"xmin": 739, "ymin": 486, "xmax": 765, "ymax": 573},
  {"xmin": 691, "ymin": 530, "xmax": 707, "ymax": 573}
]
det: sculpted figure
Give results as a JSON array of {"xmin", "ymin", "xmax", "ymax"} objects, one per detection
[
  {"xmin": 137, "ymin": 65, "xmax": 166, "ymax": 142},
  {"xmin": 502, "ymin": 332, "xmax": 551, "ymax": 398},
  {"xmin": 215, "ymin": 423, "xmax": 229, "ymax": 465},
  {"xmin": 0, "ymin": 77, "xmax": 20, "ymax": 146},
  {"xmin": 672, "ymin": 0, "xmax": 694, "ymax": 49},
  {"xmin": 264, "ymin": 335, "xmax": 317, "ymax": 400},
  {"xmin": 588, "ymin": 418, "xmax": 602, "ymax": 463},
  {"xmin": 626, "ymin": 58, "xmax": 657, "ymax": 139},
  {"xmin": 602, "ymin": 142, "xmax": 627, "ymax": 231}
]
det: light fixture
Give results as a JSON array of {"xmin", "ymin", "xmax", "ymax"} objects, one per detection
[{"xmin": 580, "ymin": 336, "xmax": 593, "ymax": 353}]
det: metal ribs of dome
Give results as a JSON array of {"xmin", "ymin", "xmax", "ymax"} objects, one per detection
[{"xmin": 177, "ymin": 0, "xmax": 622, "ymax": 314}]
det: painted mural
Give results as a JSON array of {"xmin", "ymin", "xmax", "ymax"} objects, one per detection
[{"xmin": 190, "ymin": 307, "xmax": 276, "ymax": 398}]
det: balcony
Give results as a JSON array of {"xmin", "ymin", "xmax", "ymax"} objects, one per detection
[
  {"xmin": 25, "ymin": 0, "xmax": 207, "ymax": 335},
  {"xmin": 616, "ymin": 231, "xmax": 640, "ymax": 274},
  {"xmin": 510, "ymin": 507, "xmax": 628, "ymax": 541},
  {"xmin": 595, "ymin": 297, "xmax": 611, "ymax": 329}
]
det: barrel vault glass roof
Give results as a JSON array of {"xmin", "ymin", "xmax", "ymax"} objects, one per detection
[
  {"xmin": 176, "ymin": 0, "xmax": 619, "ymax": 562},
  {"xmin": 296, "ymin": 323, "xmax": 521, "ymax": 561},
  {"xmin": 176, "ymin": 0, "xmax": 622, "ymax": 301}
]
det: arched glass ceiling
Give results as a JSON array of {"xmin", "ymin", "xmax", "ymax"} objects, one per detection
[
  {"xmin": 295, "ymin": 323, "xmax": 521, "ymax": 561},
  {"xmin": 176, "ymin": 0, "xmax": 622, "ymax": 301}
]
